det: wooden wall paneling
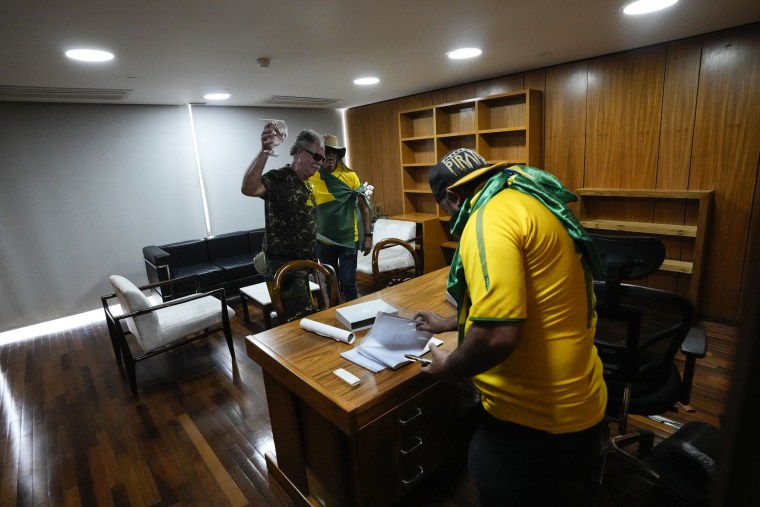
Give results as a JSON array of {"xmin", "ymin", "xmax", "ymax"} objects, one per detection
[
  {"xmin": 474, "ymin": 74, "xmax": 524, "ymax": 98},
  {"xmin": 371, "ymin": 100, "xmax": 403, "ymax": 217},
  {"xmin": 347, "ymin": 102, "xmax": 404, "ymax": 218},
  {"xmin": 344, "ymin": 22, "xmax": 760, "ymax": 324},
  {"xmin": 525, "ymin": 70, "xmax": 546, "ymax": 169},
  {"xmin": 346, "ymin": 106, "xmax": 379, "ymax": 217},
  {"xmin": 345, "ymin": 106, "xmax": 372, "ymax": 184},
  {"xmin": 397, "ymin": 92, "xmax": 433, "ymax": 112},
  {"xmin": 657, "ymin": 37, "xmax": 702, "ymax": 188},
  {"xmin": 445, "ymin": 83, "xmax": 476, "ymax": 103},
  {"xmin": 654, "ymin": 37, "xmax": 703, "ymax": 293},
  {"xmin": 544, "ymin": 62, "xmax": 588, "ymax": 197},
  {"xmin": 524, "ymin": 69, "xmax": 546, "ymax": 95},
  {"xmin": 690, "ymin": 24, "xmax": 760, "ymax": 320},
  {"xmin": 431, "ymin": 89, "xmax": 448, "ymax": 106},
  {"xmin": 740, "ymin": 156, "xmax": 760, "ymax": 321},
  {"xmin": 585, "ymin": 46, "xmax": 666, "ymax": 189}
]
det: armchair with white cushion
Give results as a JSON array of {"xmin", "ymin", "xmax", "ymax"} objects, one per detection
[
  {"xmin": 356, "ymin": 218, "xmax": 421, "ymax": 290},
  {"xmin": 101, "ymin": 274, "xmax": 236, "ymax": 395}
]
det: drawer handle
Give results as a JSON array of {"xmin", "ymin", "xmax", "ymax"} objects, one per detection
[
  {"xmin": 398, "ymin": 407, "xmax": 422, "ymax": 425},
  {"xmin": 400, "ymin": 436, "xmax": 423, "ymax": 455},
  {"xmin": 401, "ymin": 465, "xmax": 424, "ymax": 486}
]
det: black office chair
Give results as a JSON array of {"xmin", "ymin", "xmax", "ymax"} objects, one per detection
[{"xmin": 588, "ymin": 234, "xmax": 720, "ymax": 506}]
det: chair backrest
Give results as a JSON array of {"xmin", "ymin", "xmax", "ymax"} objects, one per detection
[
  {"xmin": 590, "ymin": 235, "xmax": 695, "ymax": 432},
  {"xmin": 357, "ymin": 218, "xmax": 419, "ymax": 285},
  {"xmin": 372, "ymin": 219, "xmax": 417, "ymax": 243},
  {"xmin": 371, "ymin": 238, "xmax": 421, "ymax": 288},
  {"xmin": 271, "ymin": 260, "xmax": 340, "ymax": 324},
  {"xmin": 110, "ymin": 275, "xmax": 161, "ymax": 349}
]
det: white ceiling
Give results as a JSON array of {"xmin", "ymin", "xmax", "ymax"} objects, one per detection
[{"xmin": 1, "ymin": 0, "xmax": 759, "ymax": 109}]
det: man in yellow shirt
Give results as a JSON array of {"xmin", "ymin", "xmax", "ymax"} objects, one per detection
[
  {"xmin": 415, "ymin": 148, "xmax": 607, "ymax": 506},
  {"xmin": 309, "ymin": 135, "xmax": 372, "ymax": 301}
]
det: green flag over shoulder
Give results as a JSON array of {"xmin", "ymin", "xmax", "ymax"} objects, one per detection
[
  {"xmin": 447, "ymin": 165, "xmax": 605, "ymax": 343},
  {"xmin": 314, "ymin": 165, "xmax": 369, "ymax": 249}
]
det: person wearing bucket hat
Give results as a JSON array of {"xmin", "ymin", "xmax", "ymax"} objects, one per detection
[
  {"xmin": 241, "ymin": 124, "xmax": 325, "ymax": 320},
  {"xmin": 414, "ymin": 147, "xmax": 607, "ymax": 505},
  {"xmin": 308, "ymin": 135, "xmax": 372, "ymax": 301}
]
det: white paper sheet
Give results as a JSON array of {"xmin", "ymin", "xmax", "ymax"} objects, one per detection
[
  {"xmin": 341, "ymin": 337, "xmax": 443, "ymax": 372},
  {"xmin": 340, "ymin": 311, "xmax": 445, "ymax": 372},
  {"xmin": 340, "ymin": 348, "xmax": 387, "ymax": 373},
  {"xmin": 300, "ymin": 318, "xmax": 355, "ymax": 344}
]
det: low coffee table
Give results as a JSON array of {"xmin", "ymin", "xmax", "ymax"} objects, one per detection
[{"xmin": 239, "ymin": 281, "xmax": 320, "ymax": 329}]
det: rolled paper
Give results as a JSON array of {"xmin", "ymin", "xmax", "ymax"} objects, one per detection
[{"xmin": 300, "ymin": 318, "xmax": 356, "ymax": 344}]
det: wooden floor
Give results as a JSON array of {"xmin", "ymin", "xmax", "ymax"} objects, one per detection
[{"xmin": 0, "ymin": 299, "xmax": 734, "ymax": 506}]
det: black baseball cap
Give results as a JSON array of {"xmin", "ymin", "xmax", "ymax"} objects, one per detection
[{"xmin": 428, "ymin": 148, "xmax": 508, "ymax": 202}]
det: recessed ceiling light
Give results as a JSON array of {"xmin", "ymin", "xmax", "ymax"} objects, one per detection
[
  {"xmin": 354, "ymin": 77, "xmax": 380, "ymax": 85},
  {"xmin": 204, "ymin": 93, "xmax": 231, "ymax": 101},
  {"xmin": 623, "ymin": 0, "xmax": 678, "ymax": 15},
  {"xmin": 446, "ymin": 48, "xmax": 482, "ymax": 60},
  {"xmin": 65, "ymin": 49, "xmax": 114, "ymax": 62}
]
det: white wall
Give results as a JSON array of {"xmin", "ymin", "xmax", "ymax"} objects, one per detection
[
  {"xmin": 0, "ymin": 102, "xmax": 341, "ymax": 332},
  {"xmin": 191, "ymin": 106, "xmax": 342, "ymax": 234}
]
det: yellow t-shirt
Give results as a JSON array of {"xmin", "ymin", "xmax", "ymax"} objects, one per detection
[{"xmin": 458, "ymin": 189, "xmax": 607, "ymax": 433}]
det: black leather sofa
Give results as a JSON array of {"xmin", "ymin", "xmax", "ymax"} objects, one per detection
[{"xmin": 143, "ymin": 228, "xmax": 265, "ymax": 301}]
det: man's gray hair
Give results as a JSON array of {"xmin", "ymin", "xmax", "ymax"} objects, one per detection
[{"xmin": 289, "ymin": 129, "xmax": 323, "ymax": 156}]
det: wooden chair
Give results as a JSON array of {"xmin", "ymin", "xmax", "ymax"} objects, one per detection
[
  {"xmin": 371, "ymin": 237, "xmax": 421, "ymax": 289},
  {"xmin": 270, "ymin": 260, "xmax": 340, "ymax": 324},
  {"xmin": 101, "ymin": 274, "xmax": 235, "ymax": 395},
  {"xmin": 356, "ymin": 218, "xmax": 420, "ymax": 291}
]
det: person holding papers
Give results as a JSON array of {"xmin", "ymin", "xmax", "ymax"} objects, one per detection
[{"xmin": 414, "ymin": 148, "xmax": 607, "ymax": 506}]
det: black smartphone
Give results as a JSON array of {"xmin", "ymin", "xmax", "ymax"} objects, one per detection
[{"xmin": 404, "ymin": 354, "xmax": 432, "ymax": 365}]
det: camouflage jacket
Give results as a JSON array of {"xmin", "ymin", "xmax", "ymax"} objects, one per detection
[{"xmin": 261, "ymin": 165, "xmax": 317, "ymax": 260}]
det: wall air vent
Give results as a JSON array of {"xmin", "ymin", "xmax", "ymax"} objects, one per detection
[
  {"xmin": 262, "ymin": 95, "xmax": 342, "ymax": 107},
  {"xmin": 0, "ymin": 85, "xmax": 132, "ymax": 101}
]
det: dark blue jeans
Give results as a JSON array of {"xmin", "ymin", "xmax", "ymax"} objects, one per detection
[
  {"xmin": 316, "ymin": 242, "xmax": 358, "ymax": 302},
  {"xmin": 468, "ymin": 413, "xmax": 604, "ymax": 507}
]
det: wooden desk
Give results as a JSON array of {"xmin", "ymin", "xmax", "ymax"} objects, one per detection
[{"xmin": 245, "ymin": 269, "xmax": 479, "ymax": 507}]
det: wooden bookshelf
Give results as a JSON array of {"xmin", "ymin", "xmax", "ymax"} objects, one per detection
[
  {"xmin": 398, "ymin": 89, "xmax": 543, "ymax": 272},
  {"xmin": 577, "ymin": 188, "xmax": 713, "ymax": 309}
]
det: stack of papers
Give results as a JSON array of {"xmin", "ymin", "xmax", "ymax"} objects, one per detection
[{"xmin": 341, "ymin": 312, "xmax": 442, "ymax": 372}]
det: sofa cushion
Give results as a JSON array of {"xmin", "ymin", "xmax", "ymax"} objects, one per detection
[
  {"xmin": 170, "ymin": 263, "xmax": 225, "ymax": 295},
  {"xmin": 156, "ymin": 295, "xmax": 235, "ymax": 346},
  {"xmin": 213, "ymin": 254, "xmax": 258, "ymax": 281},
  {"xmin": 162, "ymin": 239, "xmax": 210, "ymax": 269},
  {"xmin": 206, "ymin": 231, "xmax": 251, "ymax": 262}
]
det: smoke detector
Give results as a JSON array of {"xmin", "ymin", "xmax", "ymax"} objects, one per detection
[{"xmin": 257, "ymin": 57, "xmax": 271, "ymax": 68}]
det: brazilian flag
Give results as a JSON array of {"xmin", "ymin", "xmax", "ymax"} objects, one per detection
[{"xmin": 314, "ymin": 165, "xmax": 370, "ymax": 249}]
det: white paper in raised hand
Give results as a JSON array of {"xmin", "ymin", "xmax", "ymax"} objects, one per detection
[{"xmin": 300, "ymin": 318, "xmax": 356, "ymax": 344}]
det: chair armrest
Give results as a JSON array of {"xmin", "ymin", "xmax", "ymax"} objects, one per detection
[
  {"xmin": 143, "ymin": 245, "xmax": 172, "ymax": 285},
  {"xmin": 679, "ymin": 326, "xmax": 707, "ymax": 406},
  {"xmin": 101, "ymin": 274, "xmax": 203, "ymax": 320},
  {"xmin": 112, "ymin": 286, "xmax": 228, "ymax": 321},
  {"xmin": 138, "ymin": 274, "xmax": 202, "ymax": 294},
  {"xmin": 681, "ymin": 326, "xmax": 707, "ymax": 358},
  {"xmin": 143, "ymin": 245, "xmax": 170, "ymax": 265}
]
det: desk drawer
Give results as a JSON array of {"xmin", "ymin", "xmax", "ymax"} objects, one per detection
[
  {"xmin": 355, "ymin": 381, "xmax": 480, "ymax": 506},
  {"xmin": 357, "ymin": 417, "xmax": 449, "ymax": 505},
  {"xmin": 357, "ymin": 382, "xmax": 446, "ymax": 461}
]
